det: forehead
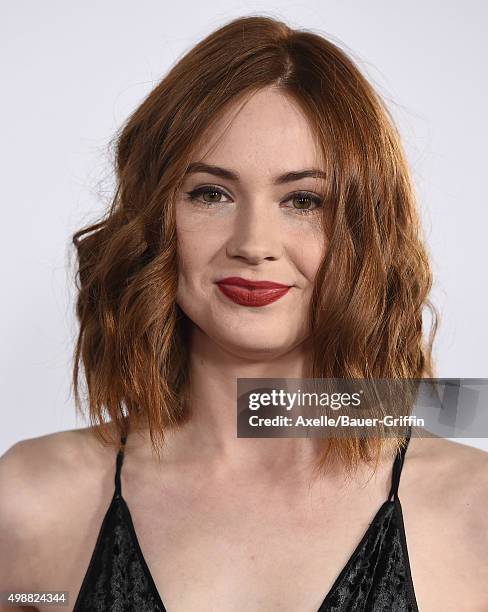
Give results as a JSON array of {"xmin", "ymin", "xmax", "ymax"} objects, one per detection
[{"xmin": 191, "ymin": 87, "xmax": 322, "ymax": 173}]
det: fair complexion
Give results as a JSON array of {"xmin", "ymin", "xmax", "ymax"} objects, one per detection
[
  {"xmin": 168, "ymin": 86, "xmax": 329, "ymax": 475},
  {"xmin": 1, "ymin": 86, "xmax": 487, "ymax": 612}
]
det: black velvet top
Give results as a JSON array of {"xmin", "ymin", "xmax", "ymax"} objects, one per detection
[{"xmin": 73, "ymin": 426, "xmax": 418, "ymax": 611}]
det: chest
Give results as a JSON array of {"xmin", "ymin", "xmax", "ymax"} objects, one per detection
[
  {"xmin": 36, "ymin": 469, "xmax": 483, "ymax": 612},
  {"xmin": 127, "ymin": 489, "xmax": 381, "ymax": 612},
  {"xmin": 65, "ymin": 474, "xmax": 390, "ymax": 612}
]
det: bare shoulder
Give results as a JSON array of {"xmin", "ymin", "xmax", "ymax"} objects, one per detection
[
  {"xmin": 405, "ymin": 430, "xmax": 488, "ymax": 576},
  {"xmin": 0, "ymin": 423, "xmax": 119, "ymax": 506},
  {"xmin": 407, "ymin": 431, "xmax": 488, "ymax": 504},
  {"xmin": 0, "ymin": 424, "xmax": 120, "ymax": 592}
]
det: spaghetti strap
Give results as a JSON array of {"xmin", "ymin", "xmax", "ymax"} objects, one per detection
[
  {"xmin": 388, "ymin": 425, "xmax": 412, "ymax": 501},
  {"xmin": 114, "ymin": 433, "xmax": 127, "ymax": 498},
  {"xmin": 75, "ymin": 424, "xmax": 419, "ymax": 612}
]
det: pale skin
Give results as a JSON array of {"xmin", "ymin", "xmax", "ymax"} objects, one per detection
[{"xmin": 0, "ymin": 87, "xmax": 487, "ymax": 612}]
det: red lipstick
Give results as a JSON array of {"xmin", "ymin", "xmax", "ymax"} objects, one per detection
[{"xmin": 215, "ymin": 277, "xmax": 291, "ymax": 307}]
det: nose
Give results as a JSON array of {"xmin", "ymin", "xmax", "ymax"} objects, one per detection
[{"xmin": 225, "ymin": 199, "xmax": 283, "ymax": 264}]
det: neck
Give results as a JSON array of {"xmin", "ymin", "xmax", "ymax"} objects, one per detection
[
  {"xmin": 159, "ymin": 325, "xmax": 323, "ymax": 478},
  {"xmin": 125, "ymin": 326, "xmax": 397, "ymax": 484}
]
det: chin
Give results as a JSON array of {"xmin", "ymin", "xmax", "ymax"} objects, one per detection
[
  {"xmin": 220, "ymin": 342, "xmax": 291, "ymax": 361},
  {"xmin": 211, "ymin": 327, "xmax": 299, "ymax": 359}
]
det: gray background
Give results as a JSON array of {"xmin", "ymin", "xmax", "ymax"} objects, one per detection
[{"xmin": 1, "ymin": 1, "xmax": 486, "ymax": 454}]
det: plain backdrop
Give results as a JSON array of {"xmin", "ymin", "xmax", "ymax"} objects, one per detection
[{"xmin": 1, "ymin": 1, "xmax": 487, "ymax": 454}]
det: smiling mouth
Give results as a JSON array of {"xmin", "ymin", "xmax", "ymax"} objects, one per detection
[{"xmin": 215, "ymin": 282, "xmax": 291, "ymax": 307}]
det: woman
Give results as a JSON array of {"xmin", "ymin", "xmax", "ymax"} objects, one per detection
[{"xmin": 1, "ymin": 15, "xmax": 487, "ymax": 612}]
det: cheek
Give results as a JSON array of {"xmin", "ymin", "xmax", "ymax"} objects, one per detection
[
  {"xmin": 288, "ymin": 224, "xmax": 327, "ymax": 284},
  {"xmin": 176, "ymin": 224, "xmax": 221, "ymax": 290}
]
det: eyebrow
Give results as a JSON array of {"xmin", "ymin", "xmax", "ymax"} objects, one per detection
[{"xmin": 185, "ymin": 162, "xmax": 327, "ymax": 184}]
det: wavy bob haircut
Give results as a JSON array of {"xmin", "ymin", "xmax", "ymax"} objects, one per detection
[{"xmin": 72, "ymin": 15, "xmax": 438, "ymax": 474}]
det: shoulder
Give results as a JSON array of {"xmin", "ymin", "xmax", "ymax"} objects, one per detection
[
  {"xmin": 0, "ymin": 424, "xmax": 120, "ymax": 502},
  {"xmin": 405, "ymin": 431, "xmax": 488, "ymax": 569},
  {"xmin": 406, "ymin": 431, "xmax": 488, "ymax": 503},
  {"xmin": 0, "ymin": 424, "xmax": 120, "ymax": 590}
]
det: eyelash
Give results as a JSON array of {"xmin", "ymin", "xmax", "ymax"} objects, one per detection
[{"xmin": 185, "ymin": 185, "xmax": 323, "ymax": 216}]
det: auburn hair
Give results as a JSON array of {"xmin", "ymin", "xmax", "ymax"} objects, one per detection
[{"xmin": 72, "ymin": 15, "xmax": 438, "ymax": 474}]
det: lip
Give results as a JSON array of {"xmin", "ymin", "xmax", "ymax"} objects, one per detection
[
  {"xmin": 216, "ymin": 277, "xmax": 291, "ymax": 289},
  {"xmin": 215, "ymin": 277, "xmax": 292, "ymax": 307}
]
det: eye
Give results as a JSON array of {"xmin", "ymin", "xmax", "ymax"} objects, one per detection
[
  {"xmin": 184, "ymin": 186, "xmax": 323, "ymax": 215},
  {"xmin": 281, "ymin": 192, "xmax": 323, "ymax": 215},
  {"xmin": 185, "ymin": 186, "xmax": 232, "ymax": 207}
]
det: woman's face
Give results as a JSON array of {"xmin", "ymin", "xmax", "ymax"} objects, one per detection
[{"xmin": 175, "ymin": 87, "xmax": 327, "ymax": 359}]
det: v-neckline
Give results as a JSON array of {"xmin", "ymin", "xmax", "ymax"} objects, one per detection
[{"xmin": 117, "ymin": 492, "xmax": 395, "ymax": 612}]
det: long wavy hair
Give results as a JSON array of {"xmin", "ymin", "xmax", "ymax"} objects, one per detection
[{"xmin": 72, "ymin": 15, "xmax": 438, "ymax": 474}]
